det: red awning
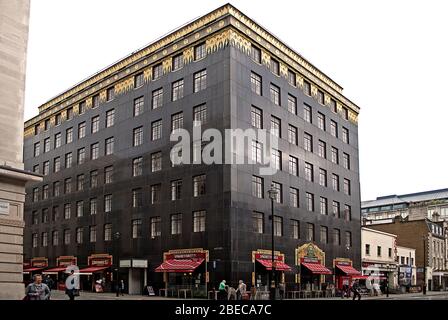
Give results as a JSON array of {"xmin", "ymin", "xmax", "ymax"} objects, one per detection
[
  {"xmin": 78, "ymin": 266, "xmax": 109, "ymax": 274},
  {"xmin": 336, "ymin": 265, "xmax": 361, "ymax": 276},
  {"xmin": 23, "ymin": 267, "xmax": 45, "ymax": 273},
  {"xmin": 256, "ymin": 259, "xmax": 292, "ymax": 271},
  {"xmin": 301, "ymin": 262, "xmax": 332, "ymax": 275},
  {"xmin": 43, "ymin": 267, "xmax": 68, "ymax": 273},
  {"xmin": 155, "ymin": 259, "xmax": 204, "ymax": 273}
]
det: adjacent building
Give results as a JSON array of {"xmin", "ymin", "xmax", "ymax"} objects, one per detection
[{"xmin": 23, "ymin": 4, "xmax": 361, "ymax": 295}]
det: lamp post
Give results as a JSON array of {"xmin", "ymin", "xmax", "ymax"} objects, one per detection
[
  {"xmin": 115, "ymin": 231, "xmax": 121, "ymax": 297},
  {"xmin": 267, "ymin": 186, "xmax": 278, "ymax": 301},
  {"xmin": 422, "ymin": 235, "xmax": 427, "ymax": 295}
]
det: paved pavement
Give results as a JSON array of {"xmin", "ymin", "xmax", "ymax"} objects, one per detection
[{"xmin": 49, "ymin": 290, "xmax": 448, "ymax": 300}]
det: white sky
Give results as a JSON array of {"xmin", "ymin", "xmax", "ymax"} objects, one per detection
[{"xmin": 24, "ymin": 0, "xmax": 448, "ymax": 201}]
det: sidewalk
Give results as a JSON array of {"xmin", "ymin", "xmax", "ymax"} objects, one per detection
[{"xmin": 299, "ymin": 291, "xmax": 448, "ymax": 300}]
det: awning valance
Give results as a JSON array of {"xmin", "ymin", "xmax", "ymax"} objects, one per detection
[
  {"xmin": 336, "ymin": 264, "xmax": 361, "ymax": 276},
  {"xmin": 43, "ymin": 267, "xmax": 68, "ymax": 273},
  {"xmin": 23, "ymin": 267, "xmax": 45, "ymax": 273},
  {"xmin": 78, "ymin": 266, "xmax": 109, "ymax": 274},
  {"xmin": 301, "ymin": 262, "xmax": 332, "ymax": 275},
  {"xmin": 155, "ymin": 259, "xmax": 204, "ymax": 273},
  {"xmin": 256, "ymin": 259, "xmax": 292, "ymax": 271}
]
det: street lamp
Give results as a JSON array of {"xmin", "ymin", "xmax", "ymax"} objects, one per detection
[
  {"xmin": 267, "ymin": 186, "xmax": 278, "ymax": 301},
  {"xmin": 115, "ymin": 231, "xmax": 121, "ymax": 297},
  {"xmin": 422, "ymin": 235, "xmax": 427, "ymax": 295}
]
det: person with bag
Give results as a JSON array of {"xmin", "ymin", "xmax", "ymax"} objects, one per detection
[
  {"xmin": 65, "ymin": 270, "xmax": 79, "ymax": 300},
  {"xmin": 24, "ymin": 274, "xmax": 51, "ymax": 300}
]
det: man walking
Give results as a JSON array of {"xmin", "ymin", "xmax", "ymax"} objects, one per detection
[
  {"xmin": 351, "ymin": 280, "xmax": 361, "ymax": 300},
  {"xmin": 218, "ymin": 280, "xmax": 226, "ymax": 300},
  {"xmin": 25, "ymin": 274, "xmax": 51, "ymax": 300}
]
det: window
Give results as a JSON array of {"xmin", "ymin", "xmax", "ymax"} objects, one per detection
[
  {"xmin": 332, "ymin": 174, "xmax": 340, "ymax": 191},
  {"xmin": 172, "ymin": 79, "xmax": 184, "ymax": 101},
  {"xmin": 134, "ymin": 72, "xmax": 143, "ymax": 88},
  {"xmin": 76, "ymin": 174, "xmax": 84, "ymax": 191},
  {"xmin": 333, "ymin": 229, "xmax": 341, "ymax": 245},
  {"xmin": 31, "ymin": 211, "xmax": 38, "ymax": 224},
  {"xmin": 52, "ymin": 231, "xmax": 59, "ymax": 246},
  {"xmin": 272, "ymin": 182, "xmax": 282, "ymax": 203},
  {"xmin": 150, "ymin": 217, "xmax": 161, "ymax": 238},
  {"xmin": 290, "ymin": 188, "xmax": 299, "ymax": 208},
  {"xmin": 44, "ymin": 138, "xmax": 50, "ymax": 153},
  {"xmin": 343, "ymin": 179, "xmax": 351, "ymax": 195},
  {"xmin": 388, "ymin": 248, "xmax": 392, "ymax": 258},
  {"xmin": 151, "ymin": 119, "xmax": 162, "ymax": 141},
  {"xmin": 193, "ymin": 70, "xmax": 207, "ymax": 92},
  {"xmin": 133, "ymin": 96, "xmax": 144, "ymax": 117},
  {"xmin": 330, "ymin": 120, "xmax": 338, "ymax": 137},
  {"xmin": 306, "ymin": 223, "xmax": 314, "ymax": 241},
  {"xmin": 151, "ymin": 184, "xmax": 161, "ymax": 204},
  {"xmin": 55, "ymin": 113, "xmax": 61, "ymax": 125},
  {"xmin": 193, "ymin": 104, "xmax": 207, "ymax": 125},
  {"xmin": 152, "ymin": 63, "xmax": 162, "ymax": 80},
  {"xmin": 250, "ymin": 72, "xmax": 262, "ymax": 95},
  {"xmin": 132, "ymin": 220, "xmax": 142, "ymax": 239},
  {"xmin": 346, "ymin": 232, "xmax": 352, "ymax": 247},
  {"xmin": 106, "ymin": 87, "xmax": 115, "ymax": 101},
  {"xmin": 54, "ymin": 157, "xmax": 61, "ymax": 173},
  {"xmin": 342, "ymin": 107, "xmax": 349, "ymax": 120},
  {"xmin": 90, "ymin": 143, "xmax": 99, "ymax": 160},
  {"xmin": 194, "ymin": 43, "xmax": 206, "ymax": 60},
  {"xmin": 53, "ymin": 181, "xmax": 60, "ymax": 197},
  {"xmin": 289, "ymin": 156, "xmax": 298, "ymax": 176},
  {"xmin": 171, "ymin": 213, "xmax": 182, "ymax": 235},
  {"xmin": 291, "ymin": 219, "xmax": 300, "ymax": 239},
  {"xmin": 193, "ymin": 210, "xmax": 206, "ymax": 232},
  {"xmin": 33, "ymin": 164, "xmax": 39, "ymax": 174},
  {"xmin": 271, "ymin": 149, "xmax": 282, "ymax": 171},
  {"xmin": 41, "ymin": 186, "xmax": 49, "ymax": 200},
  {"xmin": 91, "ymin": 116, "xmax": 99, "ymax": 133},
  {"xmin": 288, "ymin": 70, "xmax": 296, "ymax": 86},
  {"xmin": 317, "ymin": 168, "xmax": 327, "ymax": 187},
  {"xmin": 132, "ymin": 157, "xmax": 143, "ymax": 177},
  {"xmin": 104, "ymin": 224, "xmax": 112, "ymax": 241},
  {"xmin": 76, "ymin": 201, "xmax": 84, "ymax": 217},
  {"xmin": 152, "ymin": 88, "xmax": 163, "ymax": 109},
  {"xmin": 132, "ymin": 188, "xmax": 143, "ymax": 208},
  {"xmin": 104, "ymin": 194, "xmax": 112, "ymax": 213},
  {"xmin": 306, "ymin": 192, "xmax": 314, "ymax": 212},
  {"xmin": 78, "ymin": 102, "xmax": 86, "ymax": 117},
  {"xmin": 171, "ymin": 112, "xmax": 183, "ymax": 132},
  {"xmin": 172, "ymin": 53, "xmax": 184, "ymax": 71},
  {"xmin": 332, "ymin": 201, "xmax": 340, "ymax": 218},
  {"xmin": 330, "ymin": 99, "xmax": 337, "ymax": 113},
  {"xmin": 54, "ymin": 133, "xmax": 61, "ymax": 148},
  {"xmin": 64, "ymin": 178, "xmax": 72, "ymax": 194},
  {"xmin": 304, "ymin": 133, "xmax": 313, "ymax": 152},
  {"xmin": 365, "ymin": 244, "xmax": 370, "ymax": 255},
  {"xmin": 42, "ymin": 161, "xmax": 49, "ymax": 175},
  {"xmin": 331, "ymin": 147, "xmax": 339, "ymax": 164},
  {"xmin": 343, "ymin": 153, "xmax": 350, "ymax": 170},
  {"xmin": 171, "ymin": 180, "xmax": 182, "ymax": 201},
  {"xmin": 64, "ymin": 203, "xmax": 71, "ymax": 219},
  {"xmin": 34, "ymin": 124, "xmax": 40, "ymax": 135},
  {"xmin": 133, "ymin": 126, "xmax": 143, "ymax": 147},
  {"xmin": 251, "ymin": 106, "xmax": 263, "ymax": 129},
  {"xmin": 288, "ymin": 125, "xmax": 298, "ymax": 145},
  {"xmin": 151, "ymin": 152, "xmax": 162, "ymax": 172},
  {"xmin": 105, "ymin": 137, "xmax": 114, "ymax": 155},
  {"xmin": 90, "ymin": 170, "xmax": 98, "ymax": 188},
  {"xmin": 34, "ymin": 142, "xmax": 40, "ymax": 157},
  {"xmin": 64, "ymin": 229, "xmax": 71, "ymax": 245},
  {"xmin": 273, "ymin": 216, "xmax": 283, "ymax": 237},
  {"xmin": 193, "ymin": 175, "xmax": 206, "ymax": 197},
  {"xmin": 317, "ymin": 90, "xmax": 324, "ymax": 105},
  {"xmin": 320, "ymin": 226, "xmax": 328, "ymax": 244},
  {"xmin": 320, "ymin": 197, "xmax": 328, "ymax": 215},
  {"xmin": 287, "ymin": 94, "xmax": 297, "ymax": 115},
  {"xmin": 251, "ymin": 46, "xmax": 261, "ymax": 63},
  {"xmin": 303, "ymin": 80, "xmax": 311, "ymax": 96},
  {"xmin": 317, "ymin": 112, "xmax": 326, "ymax": 131},
  {"xmin": 32, "ymin": 188, "xmax": 39, "ymax": 202},
  {"xmin": 304, "ymin": 104, "xmax": 312, "ymax": 123},
  {"xmin": 318, "ymin": 140, "xmax": 326, "ymax": 158},
  {"xmin": 270, "ymin": 83, "xmax": 280, "ymax": 105},
  {"xmin": 90, "ymin": 198, "xmax": 97, "ymax": 215},
  {"xmin": 304, "ymin": 162, "xmax": 314, "ymax": 182},
  {"xmin": 92, "ymin": 94, "xmax": 100, "ymax": 108},
  {"xmin": 104, "ymin": 166, "xmax": 113, "ymax": 184},
  {"xmin": 78, "ymin": 122, "xmax": 86, "ymax": 139},
  {"xmin": 77, "ymin": 148, "xmax": 85, "ymax": 165},
  {"xmin": 342, "ymin": 127, "xmax": 349, "ymax": 144},
  {"xmin": 32, "ymin": 233, "xmax": 38, "ymax": 248},
  {"xmin": 252, "ymin": 175, "xmax": 264, "ymax": 198},
  {"xmin": 106, "ymin": 109, "xmax": 115, "ymax": 127},
  {"xmin": 252, "ymin": 211, "xmax": 264, "ymax": 234},
  {"xmin": 270, "ymin": 59, "xmax": 280, "ymax": 75},
  {"xmin": 270, "ymin": 116, "xmax": 281, "ymax": 137},
  {"xmin": 66, "ymin": 107, "xmax": 73, "ymax": 120},
  {"xmin": 89, "ymin": 226, "xmax": 97, "ymax": 243}
]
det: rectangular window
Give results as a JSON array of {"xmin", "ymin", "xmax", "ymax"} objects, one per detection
[
  {"xmin": 288, "ymin": 125, "xmax": 298, "ymax": 145},
  {"xmin": 252, "ymin": 175, "xmax": 264, "ymax": 198},
  {"xmin": 64, "ymin": 203, "xmax": 71, "ymax": 220},
  {"xmin": 42, "ymin": 185, "xmax": 49, "ymax": 200},
  {"xmin": 252, "ymin": 211, "xmax": 264, "ymax": 234},
  {"xmin": 318, "ymin": 140, "xmax": 326, "ymax": 158},
  {"xmin": 151, "ymin": 119, "xmax": 162, "ymax": 140},
  {"xmin": 251, "ymin": 106, "xmax": 263, "ymax": 129},
  {"xmin": 34, "ymin": 142, "xmax": 40, "ymax": 157},
  {"xmin": 271, "ymin": 149, "xmax": 282, "ymax": 171},
  {"xmin": 330, "ymin": 120, "xmax": 338, "ymax": 138},
  {"xmin": 90, "ymin": 170, "xmax": 98, "ymax": 188},
  {"xmin": 303, "ymin": 80, "xmax": 311, "ymax": 96},
  {"xmin": 171, "ymin": 179, "xmax": 182, "ymax": 201},
  {"xmin": 320, "ymin": 226, "xmax": 328, "ymax": 244},
  {"xmin": 54, "ymin": 133, "xmax": 61, "ymax": 148},
  {"xmin": 342, "ymin": 127, "xmax": 349, "ymax": 144},
  {"xmin": 251, "ymin": 46, "xmax": 261, "ymax": 63},
  {"xmin": 365, "ymin": 244, "xmax": 370, "ymax": 255},
  {"xmin": 31, "ymin": 211, "xmax": 38, "ymax": 224},
  {"xmin": 106, "ymin": 109, "xmax": 115, "ymax": 127},
  {"xmin": 152, "ymin": 63, "xmax": 162, "ymax": 80},
  {"xmin": 304, "ymin": 104, "xmax": 312, "ymax": 123},
  {"xmin": 66, "ymin": 107, "xmax": 73, "ymax": 120},
  {"xmin": 151, "ymin": 184, "xmax": 161, "ymax": 204},
  {"xmin": 92, "ymin": 94, "xmax": 100, "ymax": 108},
  {"xmin": 306, "ymin": 223, "xmax": 314, "ymax": 241},
  {"xmin": 106, "ymin": 87, "xmax": 115, "ymax": 101},
  {"xmin": 332, "ymin": 201, "xmax": 340, "ymax": 218},
  {"xmin": 193, "ymin": 70, "xmax": 207, "ymax": 93},
  {"xmin": 343, "ymin": 153, "xmax": 351, "ymax": 170},
  {"xmin": 77, "ymin": 148, "xmax": 85, "ymax": 165},
  {"xmin": 44, "ymin": 138, "xmax": 50, "ymax": 153},
  {"xmin": 172, "ymin": 53, "xmax": 184, "ymax": 71},
  {"xmin": 252, "ymin": 140, "xmax": 263, "ymax": 164},
  {"xmin": 272, "ymin": 182, "xmax": 282, "ymax": 203},
  {"xmin": 151, "ymin": 152, "xmax": 162, "ymax": 172},
  {"xmin": 54, "ymin": 157, "xmax": 61, "ymax": 173},
  {"xmin": 91, "ymin": 116, "xmax": 99, "ymax": 133},
  {"xmin": 171, "ymin": 213, "xmax": 182, "ymax": 235},
  {"xmin": 53, "ymin": 181, "xmax": 60, "ymax": 197},
  {"xmin": 330, "ymin": 99, "xmax": 337, "ymax": 113},
  {"xmin": 292, "ymin": 220, "xmax": 300, "ymax": 239},
  {"xmin": 289, "ymin": 156, "xmax": 298, "ymax": 176},
  {"xmin": 304, "ymin": 133, "xmax": 313, "ymax": 152},
  {"xmin": 132, "ymin": 157, "xmax": 143, "ymax": 177},
  {"xmin": 133, "ymin": 96, "xmax": 144, "ymax": 116},
  {"xmin": 150, "ymin": 217, "xmax": 161, "ymax": 238},
  {"xmin": 333, "ymin": 229, "xmax": 341, "ymax": 245},
  {"xmin": 343, "ymin": 179, "xmax": 351, "ymax": 195},
  {"xmin": 172, "ymin": 79, "xmax": 184, "ymax": 101},
  {"xmin": 104, "ymin": 166, "xmax": 113, "ymax": 184},
  {"xmin": 90, "ymin": 143, "xmax": 99, "ymax": 160},
  {"xmin": 105, "ymin": 137, "xmax": 114, "ymax": 155},
  {"xmin": 133, "ymin": 126, "xmax": 143, "ymax": 147},
  {"xmin": 152, "ymin": 88, "xmax": 163, "ymax": 109},
  {"xmin": 64, "ymin": 229, "xmax": 71, "ymax": 245},
  {"xmin": 41, "ymin": 208, "xmax": 49, "ymax": 223},
  {"xmin": 64, "ymin": 128, "xmax": 73, "ymax": 145},
  {"xmin": 64, "ymin": 178, "xmax": 72, "ymax": 194},
  {"xmin": 76, "ymin": 174, "xmax": 84, "ymax": 191},
  {"xmin": 344, "ymin": 205, "xmax": 352, "ymax": 221},
  {"xmin": 317, "ymin": 112, "xmax": 326, "ymax": 131},
  {"xmin": 194, "ymin": 43, "xmax": 206, "ymax": 60},
  {"xmin": 104, "ymin": 224, "xmax": 112, "ymax": 241},
  {"xmin": 32, "ymin": 233, "xmax": 38, "ymax": 248},
  {"xmin": 134, "ymin": 72, "xmax": 144, "ymax": 88},
  {"xmin": 132, "ymin": 220, "xmax": 142, "ymax": 238},
  {"xmin": 319, "ymin": 168, "xmax": 327, "ymax": 187},
  {"xmin": 342, "ymin": 107, "xmax": 349, "ymax": 120},
  {"xmin": 270, "ymin": 59, "xmax": 280, "ymax": 75},
  {"xmin": 288, "ymin": 70, "xmax": 296, "ymax": 86},
  {"xmin": 193, "ymin": 104, "xmax": 207, "ymax": 125},
  {"xmin": 332, "ymin": 174, "xmax": 340, "ymax": 192},
  {"xmin": 90, "ymin": 198, "xmax": 97, "ymax": 215},
  {"xmin": 89, "ymin": 226, "xmax": 97, "ymax": 243},
  {"xmin": 171, "ymin": 112, "xmax": 184, "ymax": 132},
  {"xmin": 250, "ymin": 72, "xmax": 262, "ymax": 95},
  {"xmin": 306, "ymin": 192, "xmax": 314, "ymax": 212},
  {"xmin": 331, "ymin": 147, "xmax": 339, "ymax": 164},
  {"xmin": 78, "ymin": 122, "xmax": 86, "ymax": 139},
  {"xmin": 193, "ymin": 175, "xmax": 206, "ymax": 197},
  {"xmin": 104, "ymin": 194, "xmax": 112, "ymax": 213},
  {"xmin": 287, "ymin": 94, "xmax": 297, "ymax": 115},
  {"xmin": 270, "ymin": 83, "xmax": 280, "ymax": 105},
  {"xmin": 317, "ymin": 90, "xmax": 324, "ymax": 105},
  {"xmin": 273, "ymin": 216, "xmax": 283, "ymax": 237},
  {"xmin": 305, "ymin": 162, "xmax": 314, "ymax": 182},
  {"xmin": 290, "ymin": 188, "xmax": 299, "ymax": 208},
  {"xmin": 271, "ymin": 116, "xmax": 281, "ymax": 138},
  {"xmin": 320, "ymin": 197, "xmax": 328, "ymax": 215},
  {"xmin": 52, "ymin": 231, "xmax": 59, "ymax": 246},
  {"xmin": 193, "ymin": 210, "xmax": 206, "ymax": 232},
  {"xmin": 76, "ymin": 200, "xmax": 84, "ymax": 217}
]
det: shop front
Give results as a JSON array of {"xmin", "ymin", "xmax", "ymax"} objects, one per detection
[
  {"xmin": 155, "ymin": 248, "xmax": 209, "ymax": 298},
  {"xmin": 23, "ymin": 257, "xmax": 48, "ymax": 285},
  {"xmin": 251, "ymin": 249, "xmax": 291, "ymax": 292},
  {"xmin": 78, "ymin": 254, "xmax": 113, "ymax": 292},
  {"xmin": 296, "ymin": 243, "xmax": 332, "ymax": 291},
  {"xmin": 42, "ymin": 256, "xmax": 77, "ymax": 291},
  {"xmin": 119, "ymin": 259, "xmax": 148, "ymax": 295},
  {"xmin": 432, "ymin": 271, "xmax": 448, "ymax": 291},
  {"xmin": 362, "ymin": 261, "xmax": 397, "ymax": 292},
  {"xmin": 333, "ymin": 258, "xmax": 361, "ymax": 290}
]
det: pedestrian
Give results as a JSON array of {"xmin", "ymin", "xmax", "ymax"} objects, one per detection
[
  {"xmin": 218, "ymin": 280, "xmax": 226, "ymax": 300},
  {"xmin": 44, "ymin": 275, "xmax": 54, "ymax": 291},
  {"xmin": 236, "ymin": 280, "xmax": 247, "ymax": 300},
  {"xmin": 351, "ymin": 280, "xmax": 361, "ymax": 300},
  {"xmin": 24, "ymin": 274, "xmax": 51, "ymax": 300},
  {"xmin": 65, "ymin": 270, "xmax": 77, "ymax": 301},
  {"xmin": 120, "ymin": 280, "xmax": 125, "ymax": 296},
  {"xmin": 278, "ymin": 282, "xmax": 285, "ymax": 300}
]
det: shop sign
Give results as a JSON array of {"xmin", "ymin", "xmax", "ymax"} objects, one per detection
[
  {"xmin": 132, "ymin": 259, "xmax": 148, "ymax": 268},
  {"xmin": 88, "ymin": 254, "xmax": 112, "ymax": 267},
  {"xmin": 31, "ymin": 257, "xmax": 48, "ymax": 268},
  {"xmin": 57, "ymin": 256, "xmax": 77, "ymax": 267},
  {"xmin": 120, "ymin": 260, "xmax": 132, "ymax": 268},
  {"xmin": 0, "ymin": 201, "xmax": 9, "ymax": 215}
]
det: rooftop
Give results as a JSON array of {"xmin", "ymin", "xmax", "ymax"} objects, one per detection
[{"xmin": 362, "ymin": 188, "xmax": 448, "ymax": 208}]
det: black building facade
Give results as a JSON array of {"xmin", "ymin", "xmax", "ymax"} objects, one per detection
[{"xmin": 23, "ymin": 4, "xmax": 361, "ymax": 296}]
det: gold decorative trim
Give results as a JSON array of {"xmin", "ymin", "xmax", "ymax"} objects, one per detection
[
  {"xmin": 183, "ymin": 47, "xmax": 194, "ymax": 64},
  {"xmin": 115, "ymin": 77, "xmax": 134, "ymax": 96}
]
